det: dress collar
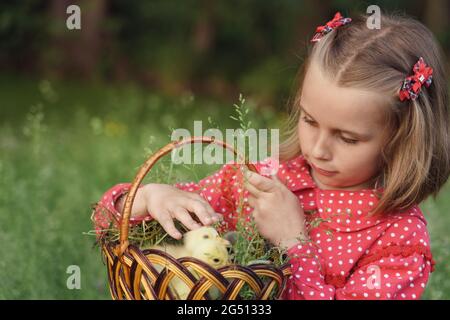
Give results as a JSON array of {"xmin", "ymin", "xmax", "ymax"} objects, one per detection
[{"xmin": 265, "ymin": 155, "xmax": 426, "ymax": 231}]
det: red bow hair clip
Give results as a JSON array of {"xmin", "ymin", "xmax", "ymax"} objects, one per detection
[
  {"xmin": 399, "ymin": 57, "xmax": 433, "ymax": 101},
  {"xmin": 311, "ymin": 12, "xmax": 352, "ymax": 43}
]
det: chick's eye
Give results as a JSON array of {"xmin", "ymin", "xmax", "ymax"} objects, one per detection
[{"xmin": 203, "ymin": 235, "xmax": 209, "ymax": 239}]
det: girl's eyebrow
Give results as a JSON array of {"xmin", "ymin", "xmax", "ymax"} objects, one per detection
[{"xmin": 300, "ymin": 104, "xmax": 372, "ymax": 140}]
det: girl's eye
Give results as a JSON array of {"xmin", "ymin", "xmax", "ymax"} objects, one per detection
[
  {"xmin": 341, "ymin": 136, "xmax": 358, "ymax": 144},
  {"xmin": 301, "ymin": 115, "xmax": 358, "ymax": 144},
  {"xmin": 301, "ymin": 116, "xmax": 316, "ymax": 126}
]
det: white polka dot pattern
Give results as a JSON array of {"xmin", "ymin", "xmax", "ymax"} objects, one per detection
[{"xmin": 91, "ymin": 155, "xmax": 435, "ymax": 300}]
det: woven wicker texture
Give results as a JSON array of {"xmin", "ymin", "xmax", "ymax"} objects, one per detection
[{"xmin": 101, "ymin": 137, "xmax": 291, "ymax": 300}]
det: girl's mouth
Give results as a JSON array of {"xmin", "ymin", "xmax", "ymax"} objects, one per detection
[{"xmin": 310, "ymin": 162, "xmax": 338, "ymax": 177}]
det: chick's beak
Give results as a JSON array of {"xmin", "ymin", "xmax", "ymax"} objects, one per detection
[{"xmin": 220, "ymin": 238, "xmax": 231, "ymax": 247}]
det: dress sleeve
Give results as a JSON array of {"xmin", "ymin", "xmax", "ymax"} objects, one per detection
[
  {"xmin": 90, "ymin": 183, "xmax": 150, "ymax": 236},
  {"xmin": 283, "ymin": 216, "xmax": 434, "ymax": 300},
  {"xmin": 91, "ymin": 163, "xmax": 250, "ymax": 236}
]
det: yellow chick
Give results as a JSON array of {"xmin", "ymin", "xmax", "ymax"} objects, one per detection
[{"xmin": 150, "ymin": 226, "xmax": 231, "ymax": 299}]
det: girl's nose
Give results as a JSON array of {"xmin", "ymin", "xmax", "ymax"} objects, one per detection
[{"xmin": 311, "ymin": 133, "xmax": 332, "ymax": 160}]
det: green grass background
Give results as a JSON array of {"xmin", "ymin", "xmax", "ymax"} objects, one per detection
[{"xmin": 0, "ymin": 77, "xmax": 448, "ymax": 299}]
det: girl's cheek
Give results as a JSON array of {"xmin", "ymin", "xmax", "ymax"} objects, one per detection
[
  {"xmin": 298, "ymin": 122, "xmax": 307, "ymax": 140},
  {"xmin": 297, "ymin": 126, "xmax": 307, "ymax": 150},
  {"xmin": 298, "ymin": 124, "xmax": 314, "ymax": 150}
]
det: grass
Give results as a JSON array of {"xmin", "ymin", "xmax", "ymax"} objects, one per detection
[
  {"xmin": 0, "ymin": 76, "xmax": 279, "ymax": 299},
  {"xmin": 0, "ymin": 76, "xmax": 448, "ymax": 299}
]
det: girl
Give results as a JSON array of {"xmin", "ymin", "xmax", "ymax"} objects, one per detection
[{"xmin": 92, "ymin": 12, "xmax": 450, "ymax": 299}]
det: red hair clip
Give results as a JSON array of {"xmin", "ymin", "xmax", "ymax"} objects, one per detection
[
  {"xmin": 311, "ymin": 12, "xmax": 352, "ymax": 43},
  {"xmin": 399, "ymin": 57, "xmax": 433, "ymax": 101}
]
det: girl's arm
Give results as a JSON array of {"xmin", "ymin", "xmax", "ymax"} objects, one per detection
[
  {"xmin": 91, "ymin": 163, "xmax": 249, "ymax": 235},
  {"xmin": 282, "ymin": 216, "xmax": 434, "ymax": 300}
]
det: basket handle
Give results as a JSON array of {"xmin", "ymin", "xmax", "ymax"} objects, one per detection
[{"xmin": 117, "ymin": 136, "xmax": 258, "ymax": 256}]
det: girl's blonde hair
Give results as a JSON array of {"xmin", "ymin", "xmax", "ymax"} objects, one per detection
[{"xmin": 280, "ymin": 12, "xmax": 450, "ymax": 215}]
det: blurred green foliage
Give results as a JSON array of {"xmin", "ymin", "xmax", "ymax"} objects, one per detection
[{"xmin": 1, "ymin": 0, "xmax": 448, "ymax": 106}]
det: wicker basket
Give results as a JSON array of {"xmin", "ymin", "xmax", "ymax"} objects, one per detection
[{"xmin": 100, "ymin": 136, "xmax": 292, "ymax": 300}]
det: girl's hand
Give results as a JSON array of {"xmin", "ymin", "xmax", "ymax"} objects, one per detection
[
  {"xmin": 123, "ymin": 184, "xmax": 222, "ymax": 240},
  {"xmin": 245, "ymin": 171, "xmax": 308, "ymax": 248}
]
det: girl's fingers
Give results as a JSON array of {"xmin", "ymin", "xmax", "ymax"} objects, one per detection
[
  {"xmin": 186, "ymin": 200, "xmax": 216, "ymax": 226},
  {"xmin": 247, "ymin": 195, "xmax": 257, "ymax": 208},
  {"xmin": 245, "ymin": 181, "xmax": 263, "ymax": 198},
  {"xmin": 250, "ymin": 203, "xmax": 259, "ymax": 219},
  {"xmin": 246, "ymin": 171, "xmax": 275, "ymax": 192},
  {"xmin": 186, "ymin": 193, "xmax": 219, "ymax": 219},
  {"xmin": 271, "ymin": 174, "xmax": 286, "ymax": 187},
  {"xmin": 157, "ymin": 212, "xmax": 182, "ymax": 239},
  {"xmin": 270, "ymin": 173, "xmax": 281, "ymax": 183},
  {"xmin": 171, "ymin": 207, "xmax": 201, "ymax": 230},
  {"xmin": 187, "ymin": 192, "xmax": 207, "ymax": 202}
]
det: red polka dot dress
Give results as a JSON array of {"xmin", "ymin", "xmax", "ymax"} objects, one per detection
[{"xmin": 91, "ymin": 155, "xmax": 435, "ymax": 300}]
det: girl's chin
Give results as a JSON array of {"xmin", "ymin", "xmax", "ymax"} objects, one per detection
[
  {"xmin": 310, "ymin": 166, "xmax": 370, "ymax": 190},
  {"xmin": 311, "ymin": 169, "xmax": 340, "ymax": 187},
  {"xmin": 316, "ymin": 180, "xmax": 344, "ymax": 190},
  {"xmin": 317, "ymin": 177, "xmax": 373, "ymax": 191}
]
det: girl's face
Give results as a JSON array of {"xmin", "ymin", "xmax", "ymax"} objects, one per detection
[{"xmin": 298, "ymin": 61, "xmax": 389, "ymax": 191}]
